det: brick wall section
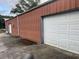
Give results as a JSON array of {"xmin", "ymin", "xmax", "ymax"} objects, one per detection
[{"xmin": 5, "ymin": 0, "xmax": 79, "ymax": 44}]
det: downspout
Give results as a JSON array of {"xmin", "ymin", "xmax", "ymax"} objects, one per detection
[{"xmin": 17, "ymin": 16, "xmax": 20, "ymax": 36}]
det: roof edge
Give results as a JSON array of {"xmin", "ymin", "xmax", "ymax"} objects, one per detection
[{"xmin": 10, "ymin": 0, "xmax": 57, "ymax": 20}]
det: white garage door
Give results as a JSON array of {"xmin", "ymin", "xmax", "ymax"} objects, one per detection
[{"xmin": 44, "ymin": 11, "xmax": 79, "ymax": 54}]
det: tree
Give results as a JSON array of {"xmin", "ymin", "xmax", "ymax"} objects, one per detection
[
  {"xmin": 27, "ymin": 0, "xmax": 39, "ymax": 9},
  {"xmin": 0, "ymin": 15, "xmax": 5, "ymax": 29},
  {"xmin": 11, "ymin": 4, "xmax": 24, "ymax": 14},
  {"xmin": 0, "ymin": 15, "xmax": 13, "ymax": 29},
  {"xmin": 11, "ymin": 0, "xmax": 40, "ymax": 14},
  {"xmin": 20, "ymin": 0, "xmax": 40, "ymax": 10}
]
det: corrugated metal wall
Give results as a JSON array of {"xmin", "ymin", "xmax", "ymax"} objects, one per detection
[
  {"xmin": 5, "ymin": 18, "xmax": 18, "ymax": 36},
  {"xmin": 5, "ymin": 0, "xmax": 79, "ymax": 44}
]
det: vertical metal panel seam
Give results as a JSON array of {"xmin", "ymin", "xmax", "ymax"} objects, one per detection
[{"xmin": 17, "ymin": 16, "xmax": 20, "ymax": 36}]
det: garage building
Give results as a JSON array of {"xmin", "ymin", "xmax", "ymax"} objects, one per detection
[{"xmin": 5, "ymin": 0, "xmax": 79, "ymax": 54}]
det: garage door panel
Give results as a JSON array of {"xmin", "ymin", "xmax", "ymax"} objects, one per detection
[
  {"xmin": 69, "ymin": 35, "xmax": 79, "ymax": 41},
  {"xmin": 68, "ymin": 40, "xmax": 79, "ymax": 46},
  {"xmin": 45, "ymin": 38, "xmax": 79, "ymax": 53},
  {"xmin": 64, "ymin": 40, "xmax": 79, "ymax": 53},
  {"xmin": 69, "ymin": 24, "xmax": 79, "ymax": 41},
  {"xmin": 44, "ymin": 12, "xmax": 79, "ymax": 54},
  {"xmin": 44, "ymin": 24, "xmax": 68, "ymax": 34},
  {"xmin": 70, "ymin": 24, "xmax": 79, "ymax": 30},
  {"xmin": 45, "ymin": 39, "xmax": 69, "ymax": 48},
  {"xmin": 69, "ymin": 31, "xmax": 79, "ymax": 35}
]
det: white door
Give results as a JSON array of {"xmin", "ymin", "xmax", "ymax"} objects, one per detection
[
  {"xmin": 8, "ymin": 24, "xmax": 12, "ymax": 34},
  {"xmin": 43, "ymin": 11, "xmax": 79, "ymax": 54}
]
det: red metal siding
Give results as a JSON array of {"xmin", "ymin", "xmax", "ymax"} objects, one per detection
[
  {"xmin": 5, "ymin": 18, "xmax": 18, "ymax": 36},
  {"xmin": 76, "ymin": 0, "xmax": 79, "ymax": 8},
  {"xmin": 19, "ymin": 11, "xmax": 41, "ymax": 43},
  {"xmin": 5, "ymin": 0, "xmax": 79, "ymax": 44},
  {"xmin": 11, "ymin": 18, "xmax": 18, "ymax": 36}
]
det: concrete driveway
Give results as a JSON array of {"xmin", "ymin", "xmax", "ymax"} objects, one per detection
[
  {"xmin": 0, "ymin": 33, "xmax": 8, "ymax": 52},
  {"xmin": 0, "ymin": 33, "xmax": 79, "ymax": 59}
]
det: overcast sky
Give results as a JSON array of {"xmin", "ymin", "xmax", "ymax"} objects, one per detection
[{"xmin": 0, "ymin": 0, "xmax": 19, "ymax": 16}]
